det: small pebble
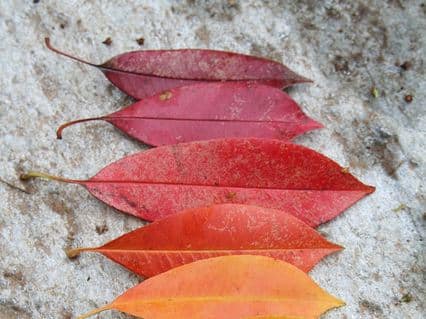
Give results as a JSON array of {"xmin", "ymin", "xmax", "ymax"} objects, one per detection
[
  {"xmin": 96, "ymin": 224, "xmax": 108, "ymax": 235},
  {"xmin": 102, "ymin": 37, "xmax": 112, "ymax": 46},
  {"xmin": 371, "ymin": 87, "xmax": 379, "ymax": 98},
  {"xmin": 136, "ymin": 37, "xmax": 145, "ymax": 45},
  {"xmin": 401, "ymin": 293, "xmax": 412, "ymax": 303},
  {"xmin": 400, "ymin": 61, "xmax": 412, "ymax": 70},
  {"xmin": 404, "ymin": 94, "xmax": 413, "ymax": 103}
]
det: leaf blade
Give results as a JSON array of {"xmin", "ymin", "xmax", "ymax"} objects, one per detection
[
  {"xmin": 23, "ymin": 138, "xmax": 374, "ymax": 226},
  {"xmin": 86, "ymin": 138, "xmax": 374, "ymax": 226},
  {"xmin": 58, "ymin": 82, "xmax": 322, "ymax": 145},
  {"xmin": 78, "ymin": 255, "xmax": 344, "ymax": 319},
  {"xmin": 45, "ymin": 39, "xmax": 311, "ymax": 99},
  {"xmin": 69, "ymin": 204, "xmax": 342, "ymax": 276}
]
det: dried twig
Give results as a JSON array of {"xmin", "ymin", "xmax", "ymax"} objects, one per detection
[{"xmin": 0, "ymin": 178, "xmax": 31, "ymax": 194}]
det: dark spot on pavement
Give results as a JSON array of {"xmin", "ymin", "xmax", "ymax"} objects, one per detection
[
  {"xmin": 102, "ymin": 37, "xmax": 112, "ymax": 46},
  {"xmin": 195, "ymin": 25, "xmax": 210, "ymax": 45},
  {"xmin": 400, "ymin": 61, "xmax": 412, "ymax": 70},
  {"xmin": 359, "ymin": 299, "xmax": 384, "ymax": 316},
  {"xmin": 136, "ymin": 37, "xmax": 145, "ymax": 45},
  {"xmin": 3, "ymin": 271, "xmax": 25, "ymax": 286},
  {"xmin": 0, "ymin": 304, "xmax": 31, "ymax": 319},
  {"xmin": 43, "ymin": 193, "xmax": 77, "ymax": 247},
  {"xmin": 95, "ymin": 223, "xmax": 108, "ymax": 235}
]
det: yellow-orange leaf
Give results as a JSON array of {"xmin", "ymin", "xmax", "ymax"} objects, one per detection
[{"xmin": 78, "ymin": 255, "xmax": 344, "ymax": 319}]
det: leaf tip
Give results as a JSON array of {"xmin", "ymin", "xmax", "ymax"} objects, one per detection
[
  {"xmin": 359, "ymin": 184, "xmax": 375, "ymax": 195},
  {"xmin": 293, "ymin": 73, "xmax": 314, "ymax": 85},
  {"xmin": 315, "ymin": 120, "xmax": 325, "ymax": 129},
  {"xmin": 335, "ymin": 297, "xmax": 346, "ymax": 307},
  {"xmin": 326, "ymin": 295, "xmax": 346, "ymax": 311},
  {"xmin": 308, "ymin": 119, "xmax": 325, "ymax": 131},
  {"xmin": 331, "ymin": 242, "xmax": 345, "ymax": 252},
  {"xmin": 366, "ymin": 185, "xmax": 376, "ymax": 194}
]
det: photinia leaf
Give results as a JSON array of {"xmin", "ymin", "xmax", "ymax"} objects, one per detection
[
  {"xmin": 76, "ymin": 255, "xmax": 344, "ymax": 319},
  {"xmin": 45, "ymin": 38, "xmax": 311, "ymax": 99},
  {"xmin": 66, "ymin": 204, "xmax": 342, "ymax": 275},
  {"xmin": 56, "ymin": 82, "xmax": 322, "ymax": 145},
  {"xmin": 21, "ymin": 138, "xmax": 375, "ymax": 227}
]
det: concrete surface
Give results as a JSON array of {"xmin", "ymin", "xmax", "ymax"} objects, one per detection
[{"xmin": 0, "ymin": 0, "xmax": 424, "ymax": 318}]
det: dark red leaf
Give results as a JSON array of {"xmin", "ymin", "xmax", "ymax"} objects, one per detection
[
  {"xmin": 56, "ymin": 82, "xmax": 322, "ymax": 145},
  {"xmin": 45, "ymin": 38, "xmax": 311, "ymax": 99},
  {"xmin": 21, "ymin": 138, "xmax": 375, "ymax": 227}
]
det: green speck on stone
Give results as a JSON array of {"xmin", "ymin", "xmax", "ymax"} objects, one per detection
[
  {"xmin": 392, "ymin": 203, "xmax": 407, "ymax": 212},
  {"xmin": 401, "ymin": 293, "xmax": 412, "ymax": 303},
  {"xmin": 371, "ymin": 87, "xmax": 379, "ymax": 98}
]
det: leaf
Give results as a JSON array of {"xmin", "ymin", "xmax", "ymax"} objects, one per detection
[
  {"xmin": 20, "ymin": 138, "xmax": 375, "ymax": 227},
  {"xmin": 76, "ymin": 255, "xmax": 344, "ymax": 319},
  {"xmin": 67, "ymin": 203, "xmax": 342, "ymax": 275},
  {"xmin": 45, "ymin": 38, "xmax": 311, "ymax": 99},
  {"xmin": 56, "ymin": 82, "xmax": 322, "ymax": 145}
]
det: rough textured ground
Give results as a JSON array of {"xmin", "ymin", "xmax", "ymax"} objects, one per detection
[{"xmin": 0, "ymin": 1, "xmax": 424, "ymax": 318}]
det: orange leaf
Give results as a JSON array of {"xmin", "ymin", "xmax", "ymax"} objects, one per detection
[
  {"xmin": 77, "ymin": 255, "xmax": 344, "ymax": 319},
  {"xmin": 67, "ymin": 204, "xmax": 342, "ymax": 275}
]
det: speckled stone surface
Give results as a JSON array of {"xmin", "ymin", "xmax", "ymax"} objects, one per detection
[{"xmin": 0, "ymin": 1, "xmax": 424, "ymax": 318}]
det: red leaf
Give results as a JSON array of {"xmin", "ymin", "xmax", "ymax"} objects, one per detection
[
  {"xmin": 56, "ymin": 82, "xmax": 322, "ymax": 145},
  {"xmin": 21, "ymin": 138, "xmax": 374, "ymax": 227},
  {"xmin": 45, "ymin": 38, "xmax": 311, "ymax": 99},
  {"xmin": 67, "ymin": 204, "xmax": 342, "ymax": 276}
]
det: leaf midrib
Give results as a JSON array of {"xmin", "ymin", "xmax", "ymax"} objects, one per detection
[
  {"xmin": 86, "ymin": 181, "xmax": 371, "ymax": 192},
  {"xmin": 107, "ymin": 116, "xmax": 309, "ymax": 124},
  {"xmin": 99, "ymin": 248, "xmax": 339, "ymax": 253},
  {"xmin": 114, "ymin": 295, "xmax": 342, "ymax": 306}
]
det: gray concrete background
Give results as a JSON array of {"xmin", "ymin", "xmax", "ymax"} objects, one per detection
[{"xmin": 0, "ymin": 1, "xmax": 424, "ymax": 318}]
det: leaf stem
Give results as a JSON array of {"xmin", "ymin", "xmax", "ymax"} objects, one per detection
[
  {"xmin": 19, "ymin": 171, "xmax": 82, "ymax": 184},
  {"xmin": 45, "ymin": 37, "xmax": 99, "ymax": 67},
  {"xmin": 77, "ymin": 305, "xmax": 111, "ymax": 319},
  {"xmin": 56, "ymin": 117, "xmax": 106, "ymax": 139},
  {"xmin": 65, "ymin": 247, "xmax": 95, "ymax": 259}
]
